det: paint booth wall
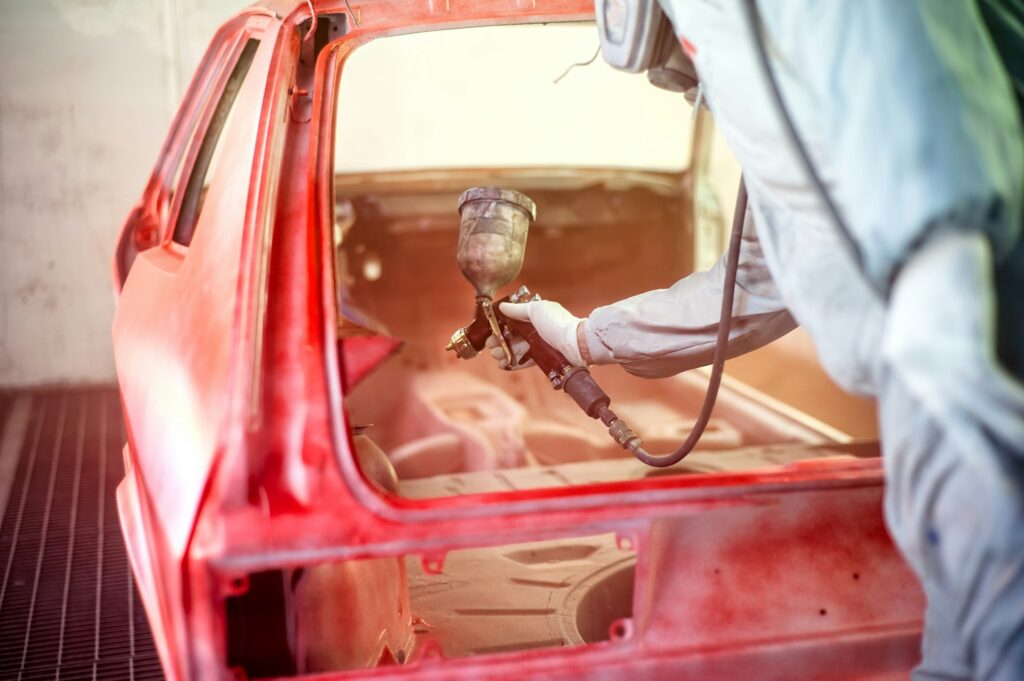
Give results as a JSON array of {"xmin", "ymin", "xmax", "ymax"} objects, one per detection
[{"xmin": 0, "ymin": 0, "xmax": 249, "ymax": 387}]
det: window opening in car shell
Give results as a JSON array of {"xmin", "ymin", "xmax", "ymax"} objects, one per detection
[
  {"xmin": 173, "ymin": 38, "xmax": 261, "ymax": 246},
  {"xmin": 334, "ymin": 23, "xmax": 691, "ymax": 172},
  {"xmin": 326, "ymin": 21, "xmax": 858, "ymax": 508}
]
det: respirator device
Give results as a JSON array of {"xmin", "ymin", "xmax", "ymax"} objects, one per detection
[{"xmin": 595, "ymin": 0, "xmax": 699, "ymax": 97}]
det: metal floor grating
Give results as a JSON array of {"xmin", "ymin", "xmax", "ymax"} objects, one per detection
[{"xmin": 0, "ymin": 388, "xmax": 164, "ymax": 680}]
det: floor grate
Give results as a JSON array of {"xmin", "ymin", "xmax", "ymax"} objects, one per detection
[{"xmin": 0, "ymin": 388, "xmax": 164, "ymax": 680}]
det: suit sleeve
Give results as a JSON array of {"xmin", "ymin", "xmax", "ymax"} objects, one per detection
[{"xmin": 583, "ymin": 208, "xmax": 797, "ymax": 378}]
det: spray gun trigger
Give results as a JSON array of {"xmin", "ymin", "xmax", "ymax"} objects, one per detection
[{"xmin": 480, "ymin": 298, "xmax": 516, "ymax": 369}]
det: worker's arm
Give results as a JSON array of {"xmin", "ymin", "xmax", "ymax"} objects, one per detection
[
  {"xmin": 582, "ymin": 206, "xmax": 796, "ymax": 378},
  {"xmin": 496, "ymin": 209, "xmax": 796, "ymax": 376}
]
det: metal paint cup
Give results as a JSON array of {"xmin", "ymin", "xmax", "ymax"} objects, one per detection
[{"xmin": 456, "ymin": 187, "xmax": 537, "ymax": 299}]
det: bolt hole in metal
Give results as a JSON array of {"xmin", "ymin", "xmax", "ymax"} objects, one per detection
[
  {"xmin": 361, "ymin": 253, "xmax": 382, "ymax": 281},
  {"xmin": 573, "ymin": 563, "xmax": 636, "ymax": 644},
  {"xmin": 609, "ymin": 618, "xmax": 634, "ymax": 642}
]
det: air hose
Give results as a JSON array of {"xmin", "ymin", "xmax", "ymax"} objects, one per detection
[
  {"xmin": 624, "ymin": 1, "xmax": 862, "ymax": 467},
  {"xmin": 617, "ymin": 181, "xmax": 747, "ymax": 467}
]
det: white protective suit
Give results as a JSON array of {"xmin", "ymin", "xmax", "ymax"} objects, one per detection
[{"xmin": 579, "ymin": 2, "xmax": 1024, "ymax": 679}]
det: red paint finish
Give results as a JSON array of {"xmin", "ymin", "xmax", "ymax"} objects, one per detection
[
  {"xmin": 339, "ymin": 335, "xmax": 403, "ymax": 389},
  {"xmin": 112, "ymin": 1, "xmax": 924, "ymax": 679}
]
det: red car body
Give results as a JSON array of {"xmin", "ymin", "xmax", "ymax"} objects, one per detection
[{"xmin": 112, "ymin": 1, "xmax": 925, "ymax": 679}]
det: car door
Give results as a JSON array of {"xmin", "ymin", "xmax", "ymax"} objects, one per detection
[{"xmin": 111, "ymin": 11, "xmax": 285, "ymax": 680}]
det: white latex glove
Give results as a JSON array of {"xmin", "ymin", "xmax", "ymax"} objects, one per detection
[{"xmin": 483, "ymin": 300, "xmax": 588, "ymax": 369}]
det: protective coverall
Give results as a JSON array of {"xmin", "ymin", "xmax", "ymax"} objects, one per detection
[{"xmin": 501, "ymin": 2, "xmax": 1024, "ymax": 678}]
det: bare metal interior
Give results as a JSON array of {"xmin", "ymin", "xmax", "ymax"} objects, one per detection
[
  {"xmin": 333, "ymin": 169, "xmax": 859, "ymax": 499},
  {"xmin": 279, "ymin": 534, "xmax": 638, "ymax": 673}
]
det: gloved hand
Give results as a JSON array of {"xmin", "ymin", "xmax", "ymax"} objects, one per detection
[{"xmin": 484, "ymin": 300, "xmax": 590, "ymax": 369}]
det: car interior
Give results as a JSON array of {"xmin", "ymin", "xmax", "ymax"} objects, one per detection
[{"xmin": 329, "ymin": 23, "xmax": 869, "ymax": 501}]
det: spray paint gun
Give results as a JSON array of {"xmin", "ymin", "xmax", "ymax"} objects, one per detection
[
  {"xmin": 445, "ymin": 187, "xmax": 647, "ymax": 457},
  {"xmin": 445, "ymin": 184, "xmax": 749, "ymax": 468}
]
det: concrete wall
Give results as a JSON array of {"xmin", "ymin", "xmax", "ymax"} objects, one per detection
[{"xmin": 0, "ymin": 0, "xmax": 248, "ymax": 387}]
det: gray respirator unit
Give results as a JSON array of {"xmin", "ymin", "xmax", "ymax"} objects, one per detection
[{"xmin": 595, "ymin": 0, "xmax": 699, "ymax": 98}]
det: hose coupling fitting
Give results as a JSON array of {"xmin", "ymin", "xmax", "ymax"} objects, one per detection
[{"xmin": 608, "ymin": 418, "xmax": 642, "ymax": 453}]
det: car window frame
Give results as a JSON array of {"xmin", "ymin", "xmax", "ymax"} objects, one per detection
[{"xmin": 312, "ymin": 15, "xmax": 880, "ymax": 524}]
